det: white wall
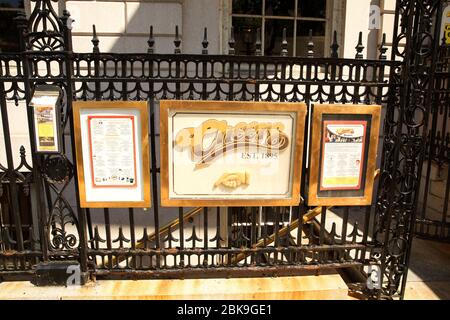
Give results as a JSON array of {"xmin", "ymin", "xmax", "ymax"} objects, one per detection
[
  {"xmin": 182, "ymin": 0, "xmax": 221, "ymax": 54},
  {"xmin": 343, "ymin": 0, "xmax": 372, "ymax": 59},
  {"xmin": 380, "ymin": 0, "xmax": 398, "ymax": 60},
  {"xmin": 0, "ymin": 101, "xmax": 32, "ymax": 169},
  {"xmin": 65, "ymin": 0, "xmax": 183, "ymax": 53},
  {"xmin": 62, "ymin": 0, "xmax": 221, "ymax": 54}
]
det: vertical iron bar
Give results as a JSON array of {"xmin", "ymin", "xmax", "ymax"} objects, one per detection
[
  {"xmin": 279, "ymin": 58, "xmax": 286, "ymax": 102},
  {"xmin": 85, "ymin": 208, "xmax": 94, "ymax": 249},
  {"xmin": 202, "ymin": 27, "xmax": 208, "ymax": 100},
  {"xmin": 319, "ymin": 207, "xmax": 327, "ymax": 245},
  {"xmin": 128, "ymin": 208, "xmax": 136, "ymax": 269},
  {"xmin": 420, "ymin": 89, "xmax": 440, "ymax": 230},
  {"xmin": 251, "ymin": 207, "xmax": 257, "ymax": 264},
  {"xmin": 0, "ymin": 80, "xmax": 25, "ymax": 256},
  {"xmin": 62, "ymin": 13, "xmax": 90, "ymax": 273},
  {"xmin": 203, "ymin": 207, "xmax": 208, "ymax": 266},
  {"xmin": 228, "ymin": 58, "xmax": 234, "ymax": 101},
  {"xmin": 263, "ymin": 206, "xmax": 269, "ymax": 247},
  {"xmin": 215, "ymin": 207, "xmax": 221, "ymax": 248},
  {"xmin": 149, "ymin": 99, "xmax": 160, "ymax": 268},
  {"xmin": 121, "ymin": 59, "xmax": 127, "ymax": 100},
  {"xmin": 296, "ymin": 206, "xmax": 304, "ymax": 247},
  {"xmin": 273, "ymin": 207, "xmax": 280, "ymax": 264},
  {"xmin": 179, "ymin": 207, "xmax": 184, "ymax": 266},
  {"xmin": 360, "ymin": 205, "xmax": 372, "ymax": 261},
  {"xmin": 341, "ymin": 207, "xmax": 349, "ymax": 244},
  {"xmin": 227, "ymin": 207, "xmax": 232, "ymax": 266},
  {"xmin": 104, "ymin": 208, "xmax": 112, "ymax": 269}
]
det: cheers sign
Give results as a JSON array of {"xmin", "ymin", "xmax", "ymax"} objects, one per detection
[{"xmin": 174, "ymin": 119, "xmax": 290, "ymax": 168}]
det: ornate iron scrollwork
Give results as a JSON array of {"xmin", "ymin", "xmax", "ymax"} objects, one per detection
[
  {"xmin": 23, "ymin": 0, "xmax": 65, "ymax": 51},
  {"xmin": 42, "ymin": 155, "xmax": 73, "ymax": 184},
  {"xmin": 47, "ymin": 201, "xmax": 79, "ymax": 251},
  {"xmin": 42, "ymin": 155, "xmax": 79, "ymax": 251},
  {"xmin": 375, "ymin": 0, "xmax": 444, "ymax": 298}
]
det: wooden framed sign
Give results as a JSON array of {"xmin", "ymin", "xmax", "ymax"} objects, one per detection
[
  {"xmin": 307, "ymin": 104, "xmax": 381, "ymax": 206},
  {"xmin": 73, "ymin": 101, "xmax": 151, "ymax": 208},
  {"xmin": 160, "ymin": 100, "xmax": 307, "ymax": 207}
]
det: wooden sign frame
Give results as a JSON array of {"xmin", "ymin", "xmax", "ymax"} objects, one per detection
[
  {"xmin": 160, "ymin": 100, "xmax": 307, "ymax": 207},
  {"xmin": 307, "ymin": 104, "xmax": 381, "ymax": 206},
  {"xmin": 73, "ymin": 101, "xmax": 151, "ymax": 208}
]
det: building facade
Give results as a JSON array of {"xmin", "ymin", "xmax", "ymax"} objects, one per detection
[
  {"xmin": 0, "ymin": 0, "xmax": 397, "ymax": 57},
  {"xmin": 0, "ymin": 0, "xmax": 397, "ymax": 166}
]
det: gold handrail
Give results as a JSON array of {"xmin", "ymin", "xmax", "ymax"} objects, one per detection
[
  {"xmin": 231, "ymin": 168, "xmax": 381, "ymax": 264},
  {"xmin": 109, "ymin": 169, "xmax": 381, "ymax": 267},
  {"xmin": 108, "ymin": 207, "xmax": 203, "ymax": 266}
]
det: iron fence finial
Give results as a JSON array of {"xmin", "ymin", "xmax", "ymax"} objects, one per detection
[
  {"xmin": 330, "ymin": 30, "xmax": 339, "ymax": 58},
  {"xmin": 307, "ymin": 29, "xmax": 314, "ymax": 58},
  {"xmin": 91, "ymin": 24, "xmax": 99, "ymax": 53},
  {"xmin": 148, "ymin": 25, "xmax": 155, "ymax": 54},
  {"xmin": 281, "ymin": 27, "xmax": 288, "ymax": 56},
  {"xmin": 228, "ymin": 26, "xmax": 235, "ymax": 55},
  {"xmin": 174, "ymin": 25, "xmax": 181, "ymax": 54},
  {"xmin": 379, "ymin": 33, "xmax": 388, "ymax": 60},
  {"xmin": 355, "ymin": 31, "xmax": 364, "ymax": 59},
  {"xmin": 202, "ymin": 27, "xmax": 209, "ymax": 55},
  {"xmin": 255, "ymin": 27, "xmax": 262, "ymax": 56}
]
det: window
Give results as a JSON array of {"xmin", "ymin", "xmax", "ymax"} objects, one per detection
[
  {"xmin": 231, "ymin": 0, "xmax": 329, "ymax": 56},
  {"xmin": 0, "ymin": 0, "xmax": 25, "ymax": 52}
]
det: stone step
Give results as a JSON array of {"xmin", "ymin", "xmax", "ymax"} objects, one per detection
[{"xmin": 0, "ymin": 273, "xmax": 356, "ymax": 300}]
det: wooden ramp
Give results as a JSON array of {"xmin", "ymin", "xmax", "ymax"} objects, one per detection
[{"xmin": 0, "ymin": 273, "xmax": 355, "ymax": 300}]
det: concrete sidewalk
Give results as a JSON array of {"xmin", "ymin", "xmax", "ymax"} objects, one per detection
[{"xmin": 402, "ymin": 238, "xmax": 450, "ymax": 300}]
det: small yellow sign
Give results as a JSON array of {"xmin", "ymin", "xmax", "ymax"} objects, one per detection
[
  {"xmin": 443, "ymin": 5, "xmax": 450, "ymax": 45},
  {"xmin": 35, "ymin": 105, "xmax": 57, "ymax": 152}
]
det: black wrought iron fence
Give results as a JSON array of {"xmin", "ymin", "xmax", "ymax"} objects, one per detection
[
  {"xmin": 0, "ymin": 0, "xmax": 446, "ymax": 300},
  {"xmin": 416, "ymin": 43, "xmax": 450, "ymax": 241}
]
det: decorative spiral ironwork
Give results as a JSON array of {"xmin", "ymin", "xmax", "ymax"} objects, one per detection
[
  {"xmin": 42, "ymin": 155, "xmax": 73, "ymax": 184},
  {"xmin": 375, "ymin": 0, "xmax": 444, "ymax": 298}
]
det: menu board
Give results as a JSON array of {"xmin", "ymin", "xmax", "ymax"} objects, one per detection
[
  {"xmin": 88, "ymin": 116, "xmax": 137, "ymax": 187},
  {"xmin": 320, "ymin": 121, "xmax": 367, "ymax": 191},
  {"xmin": 160, "ymin": 100, "xmax": 307, "ymax": 207},
  {"xmin": 73, "ymin": 101, "xmax": 151, "ymax": 208},
  {"xmin": 308, "ymin": 104, "xmax": 381, "ymax": 207}
]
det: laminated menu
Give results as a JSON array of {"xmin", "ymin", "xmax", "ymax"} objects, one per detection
[
  {"xmin": 87, "ymin": 115, "xmax": 137, "ymax": 188},
  {"xmin": 320, "ymin": 121, "xmax": 366, "ymax": 191}
]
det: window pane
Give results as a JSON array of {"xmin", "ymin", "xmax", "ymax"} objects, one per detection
[
  {"xmin": 232, "ymin": 17, "xmax": 262, "ymax": 55},
  {"xmin": 264, "ymin": 19, "xmax": 294, "ymax": 56},
  {"xmin": 232, "ymin": 0, "xmax": 262, "ymax": 15},
  {"xmin": 265, "ymin": 0, "xmax": 295, "ymax": 17},
  {"xmin": 0, "ymin": 11, "xmax": 20, "ymax": 52},
  {"xmin": 298, "ymin": 0, "xmax": 326, "ymax": 18},
  {"xmin": 0, "ymin": 0, "xmax": 24, "ymax": 9},
  {"xmin": 296, "ymin": 21, "xmax": 326, "ymax": 57}
]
